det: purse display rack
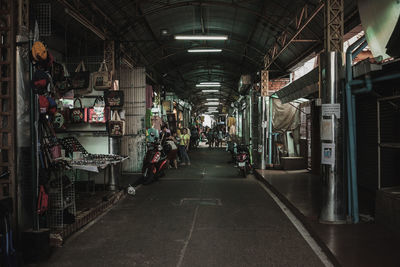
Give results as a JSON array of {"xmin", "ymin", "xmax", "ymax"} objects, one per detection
[{"xmin": 47, "ymin": 169, "xmax": 76, "ymax": 229}]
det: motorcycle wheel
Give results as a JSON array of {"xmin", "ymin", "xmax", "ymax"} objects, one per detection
[
  {"xmin": 142, "ymin": 166, "xmax": 155, "ymax": 185},
  {"xmin": 241, "ymin": 167, "xmax": 247, "ymax": 178}
]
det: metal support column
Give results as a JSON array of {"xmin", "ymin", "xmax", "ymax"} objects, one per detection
[
  {"xmin": 260, "ymin": 96, "xmax": 267, "ymax": 169},
  {"xmin": 319, "ymin": 0, "xmax": 346, "ymax": 223}
]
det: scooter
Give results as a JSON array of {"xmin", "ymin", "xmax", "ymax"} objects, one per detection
[
  {"xmin": 236, "ymin": 145, "xmax": 251, "ymax": 177},
  {"xmin": 141, "ymin": 140, "xmax": 168, "ymax": 185}
]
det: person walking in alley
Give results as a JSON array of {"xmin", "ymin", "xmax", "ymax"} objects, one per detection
[
  {"xmin": 179, "ymin": 128, "xmax": 191, "ymax": 166},
  {"xmin": 166, "ymin": 133, "xmax": 178, "ymax": 169}
]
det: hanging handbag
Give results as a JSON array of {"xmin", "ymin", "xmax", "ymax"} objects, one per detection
[
  {"xmin": 108, "ymin": 111, "xmax": 125, "ymax": 137},
  {"xmin": 37, "ymin": 185, "xmax": 49, "ymax": 215},
  {"xmin": 55, "ymin": 63, "xmax": 73, "ymax": 95},
  {"xmin": 93, "ymin": 60, "xmax": 112, "ymax": 91},
  {"xmin": 86, "ymin": 97, "xmax": 107, "ymax": 123},
  {"xmin": 71, "ymin": 61, "xmax": 91, "ymax": 94},
  {"xmin": 104, "ymin": 90, "xmax": 124, "ymax": 108},
  {"xmin": 70, "ymin": 98, "xmax": 85, "ymax": 123}
]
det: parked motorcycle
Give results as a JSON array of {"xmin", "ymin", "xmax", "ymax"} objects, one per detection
[
  {"xmin": 141, "ymin": 140, "xmax": 169, "ymax": 185},
  {"xmin": 236, "ymin": 144, "xmax": 252, "ymax": 177}
]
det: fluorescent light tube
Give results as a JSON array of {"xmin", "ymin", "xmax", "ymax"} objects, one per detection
[
  {"xmin": 188, "ymin": 49, "xmax": 222, "ymax": 53},
  {"xmin": 175, "ymin": 35, "xmax": 228, "ymax": 40},
  {"xmin": 202, "ymin": 90, "xmax": 219, "ymax": 93},
  {"xmin": 200, "ymin": 82, "xmax": 221, "ymax": 85},
  {"xmin": 206, "ymin": 98, "xmax": 219, "ymax": 101},
  {"xmin": 205, "ymin": 102, "xmax": 219, "ymax": 106},
  {"xmin": 196, "ymin": 84, "xmax": 221, "ymax": 87}
]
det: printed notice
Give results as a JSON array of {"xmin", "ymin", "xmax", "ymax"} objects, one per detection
[
  {"xmin": 321, "ymin": 143, "xmax": 335, "ymax": 166},
  {"xmin": 322, "ymin": 104, "xmax": 341, "ymax": 118},
  {"xmin": 321, "ymin": 119, "xmax": 333, "ymax": 141}
]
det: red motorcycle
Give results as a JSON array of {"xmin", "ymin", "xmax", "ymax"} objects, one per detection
[
  {"xmin": 141, "ymin": 141, "xmax": 169, "ymax": 185},
  {"xmin": 236, "ymin": 145, "xmax": 251, "ymax": 177}
]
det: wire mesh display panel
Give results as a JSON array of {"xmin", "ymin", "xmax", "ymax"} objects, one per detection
[
  {"xmin": 48, "ymin": 169, "xmax": 76, "ymax": 229},
  {"xmin": 34, "ymin": 3, "xmax": 51, "ymax": 36}
]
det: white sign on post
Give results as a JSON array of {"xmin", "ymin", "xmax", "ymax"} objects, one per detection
[
  {"xmin": 322, "ymin": 104, "xmax": 341, "ymax": 118},
  {"xmin": 321, "ymin": 143, "xmax": 335, "ymax": 166}
]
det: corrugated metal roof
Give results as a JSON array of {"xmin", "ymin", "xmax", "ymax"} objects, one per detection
[{"xmin": 51, "ymin": 0, "xmax": 358, "ymax": 107}]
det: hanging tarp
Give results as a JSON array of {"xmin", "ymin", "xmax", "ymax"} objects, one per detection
[{"xmin": 272, "ymin": 99, "xmax": 300, "ymax": 133}]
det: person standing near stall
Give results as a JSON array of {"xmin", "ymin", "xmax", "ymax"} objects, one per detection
[{"xmin": 179, "ymin": 128, "xmax": 191, "ymax": 166}]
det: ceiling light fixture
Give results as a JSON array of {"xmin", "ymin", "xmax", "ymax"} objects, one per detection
[
  {"xmin": 202, "ymin": 90, "xmax": 219, "ymax": 93},
  {"xmin": 206, "ymin": 102, "xmax": 220, "ymax": 106},
  {"xmin": 206, "ymin": 98, "xmax": 219, "ymax": 101},
  {"xmin": 196, "ymin": 84, "xmax": 221, "ymax": 87},
  {"xmin": 175, "ymin": 35, "xmax": 228, "ymax": 40},
  {"xmin": 188, "ymin": 49, "xmax": 222, "ymax": 53},
  {"xmin": 200, "ymin": 82, "xmax": 221, "ymax": 85}
]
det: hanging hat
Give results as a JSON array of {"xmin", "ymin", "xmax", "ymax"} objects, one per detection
[{"xmin": 32, "ymin": 41, "xmax": 48, "ymax": 62}]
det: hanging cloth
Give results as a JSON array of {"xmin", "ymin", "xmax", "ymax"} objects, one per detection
[{"xmin": 146, "ymin": 85, "xmax": 153, "ymax": 109}]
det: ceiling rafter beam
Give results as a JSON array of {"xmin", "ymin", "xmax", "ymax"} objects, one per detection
[{"xmin": 263, "ymin": 1, "xmax": 324, "ymax": 69}]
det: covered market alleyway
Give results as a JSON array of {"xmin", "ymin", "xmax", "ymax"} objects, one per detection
[{"xmin": 39, "ymin": 148, "xmax": 328, "ymax": 267}]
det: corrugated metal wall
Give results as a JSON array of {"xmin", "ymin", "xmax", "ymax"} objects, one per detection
[
  {"xmin": 378, "ymin": 97, "xmax": 400, "ymax": 188},
  {"xmin": 120, "ymin": 66, "xmax": 147, "ymax": 173},
  {"xmin": 356, "ymin": 94, "xmax": 378, "ymax": 214}
]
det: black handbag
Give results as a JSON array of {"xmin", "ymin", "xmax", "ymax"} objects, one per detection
[
  {"xmin": 70, "ymin": 98, "xmax": 85, "ymax": 123},
  {"xmin": 54, "ymin": 63, "xmax": 73, "ymax": 95},
  {"xmin": 71, "ymin": 61, "xmax": 91, "ymax": 94},
  {"xmin": 104, "ymin": 90, "xmax": 124, "ymax": 108}
]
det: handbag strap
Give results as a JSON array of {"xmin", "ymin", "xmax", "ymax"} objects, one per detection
[
  {"xmin": 74, "ymin": 98, "xmax": 82, "ymax": 108},
  {"xmin": 114, "ymin": 111, "xmax": 121, "ymax": 121},
  {"xmin": 111, "ymin": 110, "xmax": 121, "ymax": 121},
  {"xmin": 98, "ymin": 60, "xmax": 108, "ymax": 72},
  {"xmin": 62, "ymin": 63, "xmax": 70, "ymax": 77},
  {"xmin": 94, "ymin": 96, "xmax": 105, "ymax": 107},
  {"xmin": 75, "ymin": 61, "xmax": 86, "ymax": 72}
]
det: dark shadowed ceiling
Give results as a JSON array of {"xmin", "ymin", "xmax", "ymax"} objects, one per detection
[{"xmin": 50, "ymin": 0, "xmax": 359, "ymax": 110}]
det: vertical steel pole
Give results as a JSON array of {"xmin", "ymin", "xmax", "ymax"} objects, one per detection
[
  {"xmin": 261, "ymin": 96, "xmax": 267, "ymax": 169},
  {"xmin": 268, "ymin": 97, "xmax": 273, "ymax": 165},
  {"xmin": 319, "ymin": 52, "xmax": 346, "ymax": 223},
  {"xmin": 319, "ymin": 0, "xmax": 346, "ymax": 223}
]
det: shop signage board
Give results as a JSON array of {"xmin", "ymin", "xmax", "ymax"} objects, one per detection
[{"xmin": 322, "ymin": 103, "xmax": 341, "ymax": 118}]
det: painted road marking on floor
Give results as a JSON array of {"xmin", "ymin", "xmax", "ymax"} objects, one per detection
[
  {"xmin": 176, "ymin": 205, "xmax": 200, "ymax": 267},
  {"xmin": 256, "ymin": 178, "xmax": 334, "ymax": 267},
  {"xmin": 180, "ymin": 198, "xmax": 222, "ymax": 206}
]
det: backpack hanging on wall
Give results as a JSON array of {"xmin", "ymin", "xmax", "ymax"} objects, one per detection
[{"xmin": 93, "ymin": 60, "xmax": 112, "ymax": 91}]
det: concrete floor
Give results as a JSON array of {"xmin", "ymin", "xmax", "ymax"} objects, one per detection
[
  {"xmin": 256, "ymin": 169, "xmax": 400, "ymax": 267},
  {"xmin": 40, "ymin": 148, "xmax": 326, "ymax": 267}
]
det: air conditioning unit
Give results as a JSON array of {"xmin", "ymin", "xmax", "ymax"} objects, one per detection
[{"xmin": 238, "ymin": 74, "xmax": 252, "ymax": 95}]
